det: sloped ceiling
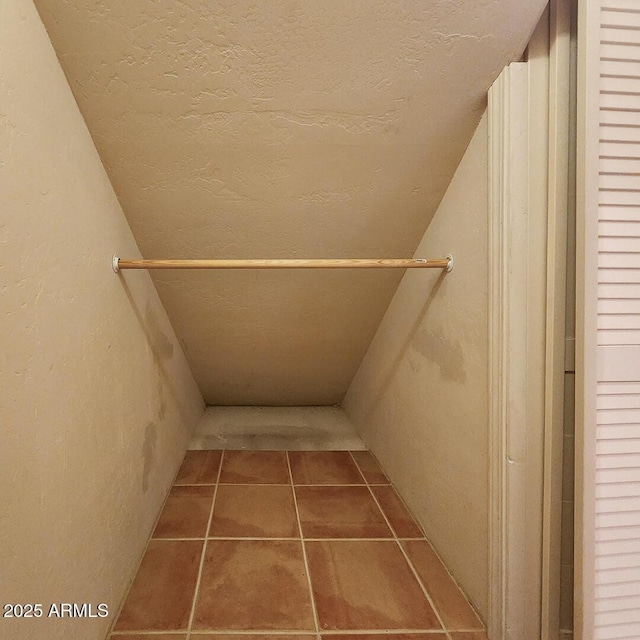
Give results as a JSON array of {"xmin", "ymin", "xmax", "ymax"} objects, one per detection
[{"xmin": 34, "ymin": 0, "xmax": 546, "ymax": 405}]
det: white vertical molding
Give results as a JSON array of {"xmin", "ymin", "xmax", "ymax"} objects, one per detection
[
  {"xmin": 526, "ymin": 13, "xmax": 552, "ymax": 640},
  {"xmin": 488, "ymin": 62, "xmax": 531, "ymax": 640}
]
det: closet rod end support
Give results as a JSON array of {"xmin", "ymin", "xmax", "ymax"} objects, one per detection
[
  {"xmin": 446, "ymin": 253, "xmax": 454, "ymax": 273},
  {"xmin": 112, "ymin": 255, "xmax": 120, "ymax": 273}
]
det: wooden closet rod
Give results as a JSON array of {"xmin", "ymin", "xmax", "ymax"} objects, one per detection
[{"xmin": 112, "ymin": 255, "xmax": 454, "ymax": 272}]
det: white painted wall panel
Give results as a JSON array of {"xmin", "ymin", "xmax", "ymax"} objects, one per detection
[
  {"xmin": 602, "ymin": 7, "xmax": 640, "ymax": 27},
  {"xmin": 595, "ymin": 7, "xmax": 640, "ymax": 632},
  {"xmin": 602, "ymin": 0, "xmax": 640, "ymax": 10},
  {"xmin": 599, "ymin": 207, "xmax": 640, "ymax": 221},
  {"xmin": 598, "ymin": 346, "xmax": 640, "ymax": 378},
  {"xmin": 596, "ymin": 594, "xmax": 640, "ymax": 614},
  {"xmin": 598, "ymin": 424, "xmax": 640, "ymax": 439},
  {"xmin": 596, "ymin": 552, "xmax": 640, "ymax": 569},
  {"xmin": 597, "ymin": 468, "xmax": 640, "ymax": 483},
  {"xmin": 599, "ymin": 109, "xmax": 640, "ymax": 127},
  {"xmin": 600, "ymin": 252, "xmax": 640, "ymax": 267},
  {"xmin": 598, "ymin": 384, "xmax": 640, "ymax": 404},
  {"xmin": 601, "ymin": 75, "xmax": 640, "ymax": 93},
  {"xmin": 597, "ymin": 537, "xmax": 640, "ymax": 555},
  {"xmin": 601, "ymin": 93, "xmax": 640, "ymax": 110},
  {"xmin": 597, "ymin": 481, "xmax": 640, "ymax": 499},
  {"xmin": 600, "ymin": 173, "xmax": 640, "ymax": 190},
  {"xmin": 600, "ymin": 140, "xmax": 640, "ymax": 157},
  {"xmin": 597, "ymin": 298, "xmax": 640, "ymax": 313},
  {"xmin": 596, "ymin": 609, "xmax": 640, "ymax": 628},
  {"xmin": 599, "ymin": 268, "xmax": 640, "ymax": 283},
  {"xmin": 597, "ymin": 496, "xmax": 640, "ymax": 513},
  {"xmin": 598, "ymin": 315, "xmax": 640, "ymax": 330},
  {"xmin": 600, "ymin": 42, "xmax": 640, "ymax": 61},
  {"xmin": 597, "ymin": 439, "xmax": 640, "ymax": 454}
]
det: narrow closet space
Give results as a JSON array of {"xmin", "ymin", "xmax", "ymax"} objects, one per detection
[
  {"xmin": 108, "ymin": 107, "xmax": 490, "ymax": 637},
  {"xmin": 2, "ymin": 2, "xmax": 552, "ymax": 640}
]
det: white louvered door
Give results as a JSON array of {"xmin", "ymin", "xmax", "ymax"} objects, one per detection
[{"xmin": 580, "ymin": 0, "xmax": 640, "ymax": 638}]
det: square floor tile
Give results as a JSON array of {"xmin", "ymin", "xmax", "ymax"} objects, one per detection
[
  {"xmin": 210, "ymin": 485, "xmax": 299, "ymax": 538},
  {"xmin": 114, "ymin": 540, "xmax": 202, "ymax": 632},
  {"xmin": 153, "ymin": 485, "xmax": 215, "ymax": 538},
  {"xmin": 306, "ymin": 540, "xmax": 441, "ymax": 630},
  {"xmin": 371, "ymin": 485, "xmax": 423, "ymax": 538},
  {"xmin": 350, "ymin": 451, "xmax": 389, "ymax": 484},
  {"xmin": 296, "ymin": 486, "xmax": 392, "ymax": 538},
  {"xmin": 192, "ymin": 540, "xmax": 315, "ymax": 630},
  {"xmin": 450, "ymin": 634, "xmax": 488, "ymax": 640},
  {"xmin": 289, "ymin": 451, "xmax": 364, "ymax": 485},
  {"xmin": 401, "ymin": 540, "xmax": 483, "ymax": 630},
  {"xmin": 175, "ymin": 450, "xmax": 222, "ymax": 484},
  {"xmin": 219, "ymin": 451, "xmax": 290, "ymax": 484}
]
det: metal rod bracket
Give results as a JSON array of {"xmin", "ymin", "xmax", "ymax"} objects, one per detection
[
  {"xmin": 112, "ymin": 255, "xmax": 120, "ymax": 273},
  {"xmin": 446, "ymin": 253, "xmax": 454, "ymax": 272}
]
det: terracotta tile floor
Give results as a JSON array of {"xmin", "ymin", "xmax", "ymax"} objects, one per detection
[{"xmin": 110, "ymin": 450, "xmax": 486, "ymax": 640}]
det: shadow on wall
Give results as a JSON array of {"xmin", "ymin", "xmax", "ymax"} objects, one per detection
[
  {"xmin": 142, "ymin": 423, "xmax": 157, "ymax": 493},
  {"xmin": 410, "ymin": 324, "xmax": 466, "ymax": 384},
  {"xmin": 118, "ymin": 273, "xmax": 199, "ymax": 491},
  {"xmin": 359, "ymin": 270, "xmax": 451, "ymax": 424}
]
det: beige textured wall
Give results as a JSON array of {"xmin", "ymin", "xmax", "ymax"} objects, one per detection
[
  {"xmin": 343, "ymin": 114, "xmax": 490, "ymax": 620},
  {"xmin": 0, "ymin": 2, "xmax": 204, "ymax": 639},
  {"xmin": 33, "ymin": 0, "xmax": 547, "ymax": 405}
]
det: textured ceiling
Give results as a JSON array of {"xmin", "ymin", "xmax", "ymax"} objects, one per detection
[{"xmin": 34, "ymin": 0, "xmax": 546, "ymax": 405}]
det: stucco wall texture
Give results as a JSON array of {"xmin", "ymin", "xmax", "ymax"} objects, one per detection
[
  {"xmin": 33, "ymin": 0, "xmax": 547, "ymax": 405},
  {"xmin": 0, "ymin": 1, "xmax": 204, "ymax": 638},
  {"xmin": 344, "ymin": 114, "xmax": 490, "ymax": 620}
]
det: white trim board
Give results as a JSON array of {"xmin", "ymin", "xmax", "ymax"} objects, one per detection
[
  {"xmin": 488, "ymin": 61, "xmax": 530, "ymax": 640},
  {"xmin": 488, "ymin": 24, "xmax": 551, "ymax": 635}
]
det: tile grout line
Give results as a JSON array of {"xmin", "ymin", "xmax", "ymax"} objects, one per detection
[
  {"xmin": 374, "ymin": 464, "xmax": 484, "ymax": 632},
  {"xmin": 411, "ymin": 537, "xmax": 485, "ymax": 632},
  {"xmin": 193, "ymin": 630, "xmax": 451, "ymax": 636},
  {"xmin": 381, "ymin": 475, "xmax": 485, "ymax": 632},
  {"xmin": 352, "ymin": 451, "xmax": 486, "ymax": 636},
  {"xmin": 349, "ymin": 452, "xmax": 368, "ymax": 485},
  {"xmin": 319, "ymin": 631, "xmax": 449, "ymax": 636},
  {"xmin": 110, "ymin": 629, "xmax": 454, "ymax": 636},
  {"xmin": 368, "ymin": 494, "xmax": 453, "ymax": 640},
  {"xmin": 174, "ymin": 483, "xmax": 216, "ymax": 487},
  {"xmin": 359, "ymin": 459, "xmax": 484, "ymax": 633},
  {"xmin": 176, "ymin": 482, "xmax": 393, "ymax": 488},
  {"xmin": 142, "ymin": 536, "xmax": 428, "ymax": 542},
  {"xmin": 349, "ymin": 452, "xmax": 454, "ymax": 640},
  {"xmin": 185, "ymin": 450, "xmax": 225, "ymax": 640},
  {"xmin": 286, "ymin": 451, "xmax": 322, "ymax": 640}
]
